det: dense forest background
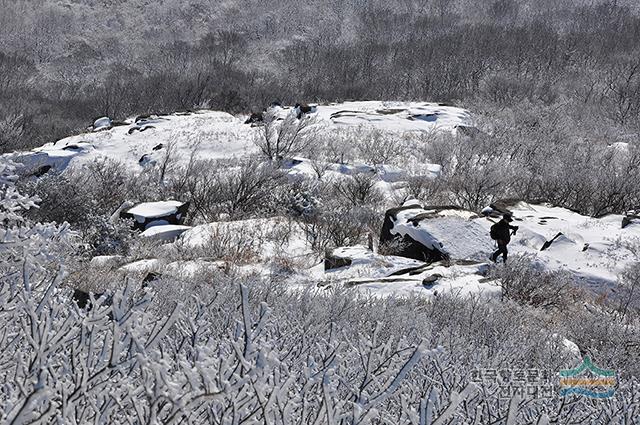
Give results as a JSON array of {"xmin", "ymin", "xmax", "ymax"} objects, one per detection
[{"xmin": 1, "ymin": 0, "xmax": 640, "ymax": 152}]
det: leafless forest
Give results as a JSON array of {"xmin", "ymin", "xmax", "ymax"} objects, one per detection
[{"xmin": 2, "ymin": 0, "xmax": 640, "ymax": 150}]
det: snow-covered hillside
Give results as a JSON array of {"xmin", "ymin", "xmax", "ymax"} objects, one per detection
[
  {"xmin": 378, "ymin": 201, "xmax": 640, "ymax": 294},
  {"xmin": 12, "ymin": 101, "xmax": 471, "ymax": 175},
  {"xmin": 12, "ymin": 100, "xmax": 639, "ymax": 302},
  {"xmin": 81, "ymin": 199, "xmax": 639, "ymax": 302},
  {"xmin": 502, "ymin": 202, "xmax": 640, "ymax": 287}
]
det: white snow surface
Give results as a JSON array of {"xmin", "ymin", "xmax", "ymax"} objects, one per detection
[
  {"xmin": 390, "ymin": 207, "xmax": 493, "ymax": 261},
  {"xmin": 325, "ymin": 245, "xmax": 426, "ymax": 278},
  {"xmin": 11, "ymin": 102, "xmax": 470, "ymax": 174},
  {"xmin": 344, "ymin": 264, "xmax": 500, "ymax": 299},
  {"xmin": 303, "ymin": 245, "xmax": 499, "ymax": 299},
  {"xmin": 312, "ymin": 101, "xmax": 471, "ymax": 132},
  {"xmin": 140, "ymin": 224, "xmax": 192, "ymax": 241},
  {"xmin": 495, "ymin": 202, "xmax": 640, "ymax": 286},
  {"xmin": 88, "ymin": 201, "xmax": 640, "ymax": 299},
  {"xmin": 117, "ymin": 258, "xmax": 226, "ymax": 279},
  {"xmin": 126, "ymin": 201, "xmax": 184, "ymax": 223},
  {"xmin": 89, "ymin": 255, "xmax": 126, "ymax": 268}
]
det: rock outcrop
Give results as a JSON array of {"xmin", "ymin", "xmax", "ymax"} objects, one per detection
[
  {"xmin": 120, "ymin": 201, "xmax": 190, "ymax": 231},
  {"xmin": 380, "ymin": 203, "xmax": 492, "ymax": 263},
  {"xmin": 324, "ymin": 249, "xmax": 353, "ymax": 271}
]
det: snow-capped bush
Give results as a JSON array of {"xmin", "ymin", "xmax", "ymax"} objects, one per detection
[
  {"xmin": 0, "ymin": 157, "xmax": 638, "ymax": 421},
  {"xmin": 491, "ymin": 255, "xmax": 579, "ymax": 309},
  {"xmin": 617, "ymin": 262, "xmax": 640, "ymax": 318},
  {"xmin": 2, "ymin": 271, "xmax": 639, "ymax": 423},
  {"xmin": 254, "ymin": 111, "xmax": 318, "ymax": 161},
  {"xmin": 170, "ymin": 158, "xmax": 286, "ymax": 222}
]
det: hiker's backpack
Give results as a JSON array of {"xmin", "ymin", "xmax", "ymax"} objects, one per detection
[{"xmin": 490, "ymin": 223, "xmax": 499, "ymax": 240}]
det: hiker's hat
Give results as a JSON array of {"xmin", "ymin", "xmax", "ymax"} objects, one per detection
[{"xmin": 503, "ymin": 213, "xmax": 513, "ymax": 222}]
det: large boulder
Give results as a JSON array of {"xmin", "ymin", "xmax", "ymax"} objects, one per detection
[
  {"xmin": 622, "ymin": 214, "xmax": 640, "ymax": 229},
  {"xmin": 294, "ymin": 103, "xmax": 317, "ymax": 119},
  {"xmin": 380, "ymin": 203, "xmax": 493, "ymax": 263},
  {"xmin": 92, "ymin": 117, "xmax": 112, "ymax": 132},
  {"xmin": 376, "ymin": 164, "xmax": 406, "ymax": 183},
  {"xmin": 485, "ymin": 199, "xmax": 519, "ymax": 218},
  {"xmin": 120, "ymin": 201, "xmax": 189, "ymax": 231}
]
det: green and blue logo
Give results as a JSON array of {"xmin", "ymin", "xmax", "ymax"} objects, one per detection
[{"xmin": 559, "ymin": 357, "xmax": 617, "ymax": 398}]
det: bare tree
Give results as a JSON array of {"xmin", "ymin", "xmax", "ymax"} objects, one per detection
[
  {"xmin": 254, "ymin": 111, "xmax": 317, "ymax": 161},
  {"xmin": 332, "ymin": 173, "xmax": 381, "ymax": 208}
]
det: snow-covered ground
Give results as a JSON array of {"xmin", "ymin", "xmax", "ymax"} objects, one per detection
[
  {"xmin": 381, "ymin": 201, "xmax": 640, "ymax": 294},
  {"xmin": 15, "ymin": 111, "xmax": 253, "ymax": 173},
  {"xmin": 15, "ymin": 100, "xmax": 638, "ymax": 299},
  {"xmin": 89, "ymin": 199, "xmax": 639, "ymax": 300},
  {"xmin": 11, "ymin": 101, "xmax": 470, "ymax": 175},
  {"xmin": 305, "ymin": 245, "xmax": 499, "ymax": 299},
  {"xmin": 498, "ymin": 202, "xmax": 640, "ymax": 288}
]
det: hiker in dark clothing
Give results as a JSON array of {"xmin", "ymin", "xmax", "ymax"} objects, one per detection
[{"xmin": 490, "ymin": 213, "xmax": 519, "ymax": 263}]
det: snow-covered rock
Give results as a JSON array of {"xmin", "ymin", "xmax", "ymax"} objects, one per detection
[
  {"xmin": 89, "ymin": 255, "xmax": 126, "ymax": 268},
  {"xmin": 551, "ymin": 333, "xmax": 582, "ymax": 358},
  {"xmin": 116, "ymin": 258, "xmax": 226, "ymax": 279},
  {"xmin": 306, "ymin": 253, "xmax": 499, "ymax": 299},
  {"xmin": 380, "ymin": 204, "xmax": 491, "ymax": 263},
  {"xmin": 93, "ymin": 117, "xmax": 112, "ymax": 131},
  {"xmin": 324, "ymin": 245, "xmax": 425, "ymax": 275},
  {"xmin": 119, "ymin": 258, "xmax": 162, "ymax": 274},
  {"xmin": 376, "ymin": 164, "xmax": 406, "ymax": 183},
  {"xmin": 481, "ymin": 206, "xmax": 494, "ymax": 216},
  {"xmin": 140, "ymin": 224, "xmax": 192, "ymax": 241},
  {"xmin": 121, "ymin": 201, "xmax": 189, "ymax": 231},
  {"xmin": 622, "ymin": 214, "xmax": 640, "ymax": 229},
  {"xmin": 163, "ymin": 260, "xmax": 227, "ymax": 278},
  {"xmin": 322, "ymin": 101, "xmax": 471, "ymax": 132}
]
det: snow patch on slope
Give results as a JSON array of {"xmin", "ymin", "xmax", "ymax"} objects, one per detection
[{"xmin": 11, "ymin": 102, "xmax": 471, "ymax": 175}]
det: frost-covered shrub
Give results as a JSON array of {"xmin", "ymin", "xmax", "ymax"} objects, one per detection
[
  {"xmin": 0, "ymin": 271, "xmax": 431, "ymax": 424},
  {"xmin": 77, "ymin": 212, "xmax": 135, "ymax": 257},
  {"xmin": 556, "ymin": 303, "xmax": 640, "ymax": 379},
  {"xmin": 353, "ymin": 128, "xmax": 404, "ymax": 165},
  {"xmin": 0, "ymin": 160, "xmax": 77, "ymax": 275},
  {"xmin": 253, "ymin": 111, "xmax": 318, "ymax": 161},
  {"xmin": 491, "ymin": 255, "xmax": 580, "ymax": 309},
  {"xmin": 173, "ymin": 224, "xmax": 262, "ymax": 264},
  {"xmin": 295, "ymin": 199, "xmax": 379, "ymax": 253},
  {"xmin": 319, "ymin": 207, "xmax": 373, "ymax": 248},
  {"xmin": 617, "ymin": 262, "xmax": 640, "ymax": 318},
  {"xmin": 278, "ymin": 178, "xmax": 322, "ymax": 218},
  {"xmin": 175, "ymin": 158, "xmax": 286, "ymax": 222},
  {"xmin": 331, "ymin": 173, "xmax": 382, "ymax": 208},
  {"xmin": 378, "ymin": 236, "xmax": 410, "ymax": 256},
  {"xmin": 21, "ymin": 159, "xmax": 141, "ymax": 224},
  {"xmin": 3, "ymin": 270, "xmax": 639, "ymax": 424},
  {"xmin": 323, "ymin": 131, "xmax": 357, "ymax": 165},
  {"xmin": 397, "ymin": 175, "xmax": 445, "ymax": 206},
  {"xmin": 20, "ymin": 165, "xmax": 138, "ymax": 257},
  {"xmin": 423, "ymin": 108, "xmax": 640, "ymax": 215}
]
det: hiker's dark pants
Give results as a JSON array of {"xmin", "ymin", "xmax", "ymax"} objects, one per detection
[{"xmin": 491, "ymin": 241, "xmax": 508, "ymax": 262}]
